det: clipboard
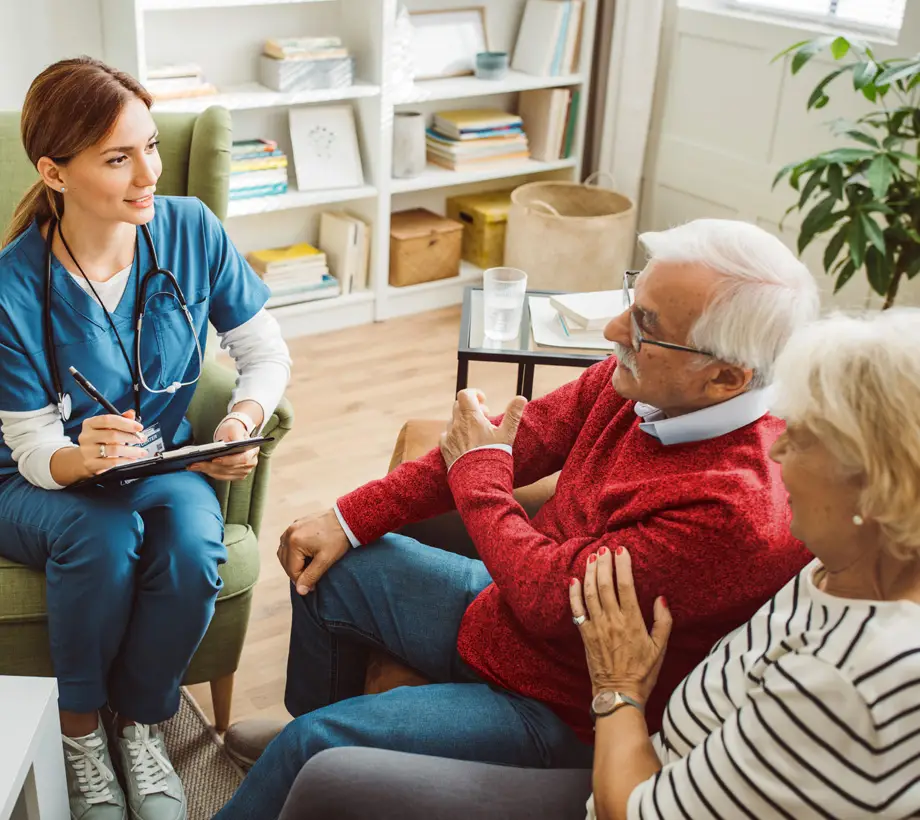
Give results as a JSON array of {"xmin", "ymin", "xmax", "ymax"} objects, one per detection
[{"xmin": 69, "ymin": 436, "xmax": 275, "ymax": 489}]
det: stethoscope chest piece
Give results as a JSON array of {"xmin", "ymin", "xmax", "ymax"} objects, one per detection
[{"xmin": 58, "ymin": 392, "xmax": 72, "ymax": 423}]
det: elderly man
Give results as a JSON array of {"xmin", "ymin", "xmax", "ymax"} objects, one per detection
[{"xmin": 216, "ymin": 219, "xmax": 820, "ymax": 820}]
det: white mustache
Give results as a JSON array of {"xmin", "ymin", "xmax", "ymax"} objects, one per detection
[{"xmin": 613, "ymin": 342, "xmax": 638, "ymax": 377}]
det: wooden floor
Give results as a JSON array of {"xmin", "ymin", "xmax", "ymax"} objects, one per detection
[{"xmin": 188, "ymin": 305, "xmax": 574, "ymax": 727}]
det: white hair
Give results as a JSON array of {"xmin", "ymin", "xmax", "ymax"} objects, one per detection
[
  {"xmin": 771, "ymin": 309, "xmax": 920, "ymax": 559},
  {"xmin": 639, "ymin": 219, "xmax": 820, "ymax": 388}
]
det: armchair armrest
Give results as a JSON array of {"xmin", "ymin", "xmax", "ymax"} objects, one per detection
[
  {"xmin": 187, "ymin": 358, "xmax": 294, "ymax": 537},
  {"xmin": 391, "ymin": 419, "xmax": 558, "ymax": 558}
]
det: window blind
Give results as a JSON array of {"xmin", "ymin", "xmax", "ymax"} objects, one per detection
[{"xmin": 730, "ymin": 0, "xmax": 906, "ymax": 32}]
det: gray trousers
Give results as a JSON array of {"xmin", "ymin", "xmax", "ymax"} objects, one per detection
[{"xmin": 278, "ymin": 747, "xmax": 593, "ymax": 820}]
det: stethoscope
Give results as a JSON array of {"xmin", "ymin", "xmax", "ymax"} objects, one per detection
[{"xmin": 44, "ymin": 219, "xmax": 203, "ymax": 423}]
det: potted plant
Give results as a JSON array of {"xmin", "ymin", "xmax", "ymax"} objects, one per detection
[{"xmin": 773, "ymin": 36, "xmax": 920, "ymax": 308}]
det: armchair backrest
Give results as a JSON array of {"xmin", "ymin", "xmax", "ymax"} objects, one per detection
[{"xmin": 0, "ymin": 106, "xmax": 232, "ymax": 233}]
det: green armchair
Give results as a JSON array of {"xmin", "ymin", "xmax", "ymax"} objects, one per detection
[{"xmin": 0, "ymin": 107, "xmax": 294, "ymax": 730}]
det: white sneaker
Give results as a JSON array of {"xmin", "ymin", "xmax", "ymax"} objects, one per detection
[
  {"xmin": 62, "ymin": 723, "xmax": 127, "ymax": 820},
  {"xmin": 113, "ymin": 723, "xmax": 187, "ymax": 820}
]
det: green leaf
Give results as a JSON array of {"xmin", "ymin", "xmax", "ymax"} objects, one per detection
[
  {"xmin": 834, "ymin": 259, "xmax": 857, "ymax": 293},
  {"xmin": 848, "ymin": 217, "xmax": 867, "ymax": 268},
  {"xmin": 823, "ymin": 224, "xmax": 848, "ymax": 272},
  {"xmin": 772, "ymin": 160, "xmax": 801, "ymax": 189},
  {"xmin": 808, "ymin": 88, "xmax": 830, "ymax": 109},
  {"xmin": 875, "ymin": 60, "xmax": 920, "ymax": 87},
  {"xmin": 864, "ymin": 246, "xmax": 891, "ymax": 296},
  {"xmin": 866, "ymin": 154, "xmax": 896, "ymax": 199},
  {"xmin": 853, "ymin": 60, "xmax": 878, "ymax": 90},
  {"xmin": 830, "ymin": 37, "xmax": 849, "ymax": 60},
  {"xmin": 907, "ymin": 254, "xmax": 920, "ymax": 278},
  {"xmin": 862, "ymin": 84, "xmax": 878, "ymax": 103},
  {"xmin": 818, "ymin": 147, "xmax": 876, "ymax": 164},
  {"xmin": 860, "ymin": 212, "xmax": 887, "ymax": 254},
  {"xmin": 827, "ymin": 164, "xmax": 844, "ymax": 200},
  {"xmin": 842, "ymin": 130, "xmax": 879, "ymax": 148},
  {"xmin": 772, "ymin": 39, "xmax": 811, "ymax": 63},
  {"xmin": 791, "ymin": 37, "xmax": 836, "ymax": 74},
  {"xmin": 890, "ymin": 151, "xmax": 920, "ymax": 166},
  {"xmin": 798, "ymin": 196, "xmax": 838, "ymax": 254},
  {"xmin": 798, "ymin": 169, "xmax": 824, "ymax": 208}
]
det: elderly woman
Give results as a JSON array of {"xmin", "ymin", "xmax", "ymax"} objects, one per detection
[{"xmin": 266, "ymin": 308, "xmax": 920, "ymax": 820}]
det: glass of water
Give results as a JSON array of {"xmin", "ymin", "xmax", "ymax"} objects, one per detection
[{"xmin": 483, "ymin": 267, "xmax": 528, "ymax": 341}]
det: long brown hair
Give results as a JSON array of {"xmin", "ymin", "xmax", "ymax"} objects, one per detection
[{"xmin": 3, "ymin": 56, "xmax": 153, "ymax": 248}]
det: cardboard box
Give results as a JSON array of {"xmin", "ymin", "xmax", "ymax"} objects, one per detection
[
  {"xmin": 446, "ymin": 189, "xmax": 514, "ymax": 269},
  {"xmin": 389, "ymin": 209, "xmax": 464, "ymax": 287}
]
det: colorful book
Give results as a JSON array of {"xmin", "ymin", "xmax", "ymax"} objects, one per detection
[
  {"xmin": 432, "ymin": 110, "xmax": 523, "ymax": 140},
  {"xmin": 231, "ymin": 156, "xmax": 289, "ymax": 173},
  {"xmin": 229, "ymin": 182, "xmax": 288, "ymax": 201},
  {"xmin": 247, "ymin": 242, "xmax": 325, "ymax": 274},
  {"xmin": 264, "ymin": 36, "xmax": 343, "ymax": 59},
  {"xmin": 231, "ymin": 139, "xmax": 279, "ymax": 158}
]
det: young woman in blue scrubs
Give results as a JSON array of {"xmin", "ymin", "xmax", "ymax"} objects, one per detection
[{"xmin": 0, "ymin": 58, "xmax": 291, "ymax": 820}]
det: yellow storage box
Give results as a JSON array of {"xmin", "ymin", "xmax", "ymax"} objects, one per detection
[{"xmin": 446, "ymin": 188, "xmax": 515, "ymax": 269}]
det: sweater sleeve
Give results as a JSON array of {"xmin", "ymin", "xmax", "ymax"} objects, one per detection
[
  {"xmin": 446, "ymin": 447, "xmax": 754, "ymax": 641},
  {"xmin": 627, "ymin": 654, "xmax": 913, "ymax": 819},
  {"xmin": 0, "ymin": 404, "xmax": 76, "ymax": 490},
  {"xmin": 335, "ymin": 357, "xmax": 619, "ymax": 546},
  {"xmin": 217, "ymin": 308, "xmax": 292, "ymax": 424}
]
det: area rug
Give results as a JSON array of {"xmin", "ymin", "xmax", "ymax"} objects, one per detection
[{"xmin": 160, "ymin": 688, "xmax": 244, "ymax": 820}]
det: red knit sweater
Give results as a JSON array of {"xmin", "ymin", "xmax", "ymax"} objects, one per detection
[{"xmin": 337, "ymin": 358, "xmax": 810, "ymax": 742}]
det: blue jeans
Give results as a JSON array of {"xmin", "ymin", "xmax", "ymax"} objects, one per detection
[
  {"xmin": 215, "ymin": 535, "xmax": 593, "ymax": 820},
  {"xmin": 0, "ymin": 471, "xmax": 225, "ymax": 722}
]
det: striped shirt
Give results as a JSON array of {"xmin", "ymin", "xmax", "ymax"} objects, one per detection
[{"xmin": 594, "ymin": 559, "xmax": 920, "ymax": 819}]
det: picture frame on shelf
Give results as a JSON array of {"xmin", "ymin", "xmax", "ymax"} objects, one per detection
[
  {"xmin": 289, "ymin": 104, "xmax": 365, "ymax": 191},
  {"xmin": 408, "ymin": 7, "xmax": 488, "ymax": 80}
]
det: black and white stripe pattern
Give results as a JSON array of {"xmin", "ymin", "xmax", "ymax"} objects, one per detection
[{"xmin": 626, "ymin": 560, "xmax": 920, "ymax": 819}]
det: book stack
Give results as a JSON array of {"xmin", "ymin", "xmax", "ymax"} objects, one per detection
[
  {"xmin": 426, "ymin": 109, "xmax": 529, "ymax": 172},
  {"xmin": 145, "ymin": 64, "xmax": 217, "ymax": 101},
  {"xmin": 548, "ymin": 290, "xmax": 624, "ymax": 346},
  {"xmin": 259, "ymin": 36, "xmax": 355, "ymax": 93},
  {"xmin": 246, "ymin": 242, "xmax": 341, "ymax": 308},
  {"xmin": 512, "ymin": 0, "xmax": 584, "ymax": 77},
  {"xmin": 518, "ymin": 88, "xmax": 580, "ymax": 161},
  {"xmin": 230, "ymin": 139, "xmax": 289, "ymax": 201}
]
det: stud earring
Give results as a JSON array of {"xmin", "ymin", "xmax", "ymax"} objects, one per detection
[
  {"xmin": 60, "ymin": 187, "xmax": 66, "ymax": 193},
  {"xmin": 853, "ymin": 515, "xmax": 864, "ymax": 526}
]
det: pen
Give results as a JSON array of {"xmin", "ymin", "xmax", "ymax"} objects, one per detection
[{"xmin": 68, "ymin": 366, "xmax": 122, "ymax": 416}]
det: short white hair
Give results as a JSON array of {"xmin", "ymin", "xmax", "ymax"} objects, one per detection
[
  {"xmin": 771, "ymin": 309, "xmax": 920, "ymax": 559},
  {"xmin": 639, "ymin": 219, "xmax": 819, "ymax": 388}
]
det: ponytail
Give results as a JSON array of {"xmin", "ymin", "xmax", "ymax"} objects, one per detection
[{"xmin": 3, "ymin": 180, "xmax": 61, "ymax": 248}]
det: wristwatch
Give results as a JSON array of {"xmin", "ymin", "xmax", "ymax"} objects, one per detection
[
  {"xmin": 590, "ymin": 690, "xmax": 644, "ymax": 724},
  {"xmin": 215, "ymin": 410, "xmax": 257, "ymax": 439}
]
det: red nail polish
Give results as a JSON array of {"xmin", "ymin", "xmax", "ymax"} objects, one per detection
[
  {"xmin": 598, "ymin": 546, "xmax": 608, "ymax": 556},
  {"xmin": 588, "ymin": 554, "xmax": 597, "ymax": 564},
  {"xmin": 569, "ymin": 577, "xmax": 577, "ymax": 587},
  {"xmin": 616, "ymin": 546, "xmax": 624, "ymax": 555},
  {"xmin": 660, "ymin": 596, "xmax": 668, "ymax": 608}
]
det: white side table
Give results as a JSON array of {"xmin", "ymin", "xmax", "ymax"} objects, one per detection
[{"xmin": 0, "ymin": 677, "xmax": 68, "ymax": 820}]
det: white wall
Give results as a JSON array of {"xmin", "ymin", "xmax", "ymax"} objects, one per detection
[
  {"xmin": 640, "ymin": 0, "xmax": 920, "ymax": 308},
  {"xmin": 0, "ymin": 0, "xmax": 104, "ymax": 109}
]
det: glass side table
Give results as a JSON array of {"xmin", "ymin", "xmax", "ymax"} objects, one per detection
[{"xmin": 456, "ymin": 287, "xmax": 609, "ymax": 399}]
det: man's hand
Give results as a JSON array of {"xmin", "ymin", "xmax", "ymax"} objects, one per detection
[
  {"xmin": 439, "ymin": 389, "xmax": 528, "ymax": 471},
  {"xmin": 277, "ymin": 508, "xmax": 351, "ymax": 595}
]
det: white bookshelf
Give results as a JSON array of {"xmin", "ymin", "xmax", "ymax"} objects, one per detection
[{"xmin": 100, "ymin": 0, "xmax": 599, "ymax": 338}]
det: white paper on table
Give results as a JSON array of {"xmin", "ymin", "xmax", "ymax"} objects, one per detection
[{"xmin": 528, "ymin": 296, "xmax": 618, "ymax": 351}]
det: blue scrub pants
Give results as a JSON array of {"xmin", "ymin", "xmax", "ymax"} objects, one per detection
[
  {"xmin": 215, "ymin": 535, "xmax": 592, "ymax": 820},
  {"xmin": 0, "ymin": 470, "xmax": 226, "ymax": 723}
]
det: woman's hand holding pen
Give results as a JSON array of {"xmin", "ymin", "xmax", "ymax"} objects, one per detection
[{"xmin": 77, "ymin": 409, "xmax": 148, "ymax": 476}]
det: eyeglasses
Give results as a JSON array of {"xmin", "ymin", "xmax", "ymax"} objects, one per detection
[{"xmin": 623, "ymin": 271, "xmax": 714, "ymax": 357}]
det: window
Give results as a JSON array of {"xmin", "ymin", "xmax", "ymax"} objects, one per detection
[{"xmin": 728, "ymin": 0, "xmax": 906, "ymax": 34}]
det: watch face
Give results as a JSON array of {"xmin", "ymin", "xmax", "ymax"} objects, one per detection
[{"xmin": 592, "ymin": 690, "xmax": 620, "ymax": 717}]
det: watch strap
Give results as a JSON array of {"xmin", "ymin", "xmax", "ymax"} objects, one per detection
[{"xmin": 590, "ymin": 690, "xmax": 645, "ymax": 723}]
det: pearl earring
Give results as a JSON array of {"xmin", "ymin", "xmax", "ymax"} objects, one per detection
[
  {"xmin": 852, "ymin": 515, "xmax": 864, "ymax": 526},
  {"xmin": 60, "ymin": 187, "xmax": 66, "ymax": 193}
]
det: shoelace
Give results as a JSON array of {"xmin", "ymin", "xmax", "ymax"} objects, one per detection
[
  {"xmin": 63, "ymin": 734, "xmax": 117, "ymax": 805},
  {"xmin": 125, "ymin": 724, "xmax": 174, "ymax": 796}
]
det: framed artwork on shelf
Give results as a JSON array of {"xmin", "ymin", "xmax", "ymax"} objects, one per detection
[
  {"xmin": 408, "ymin": 7, "xmax": 488, "ymax": 80},
  {"xmin": 289, "ymin": 105, "xmax": 365, "ymax": 191}
]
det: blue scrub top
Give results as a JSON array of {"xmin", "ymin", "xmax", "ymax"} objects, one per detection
[{"xmin": 0, "ymin": 196, "xmax": 270, "ymax": 480}]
